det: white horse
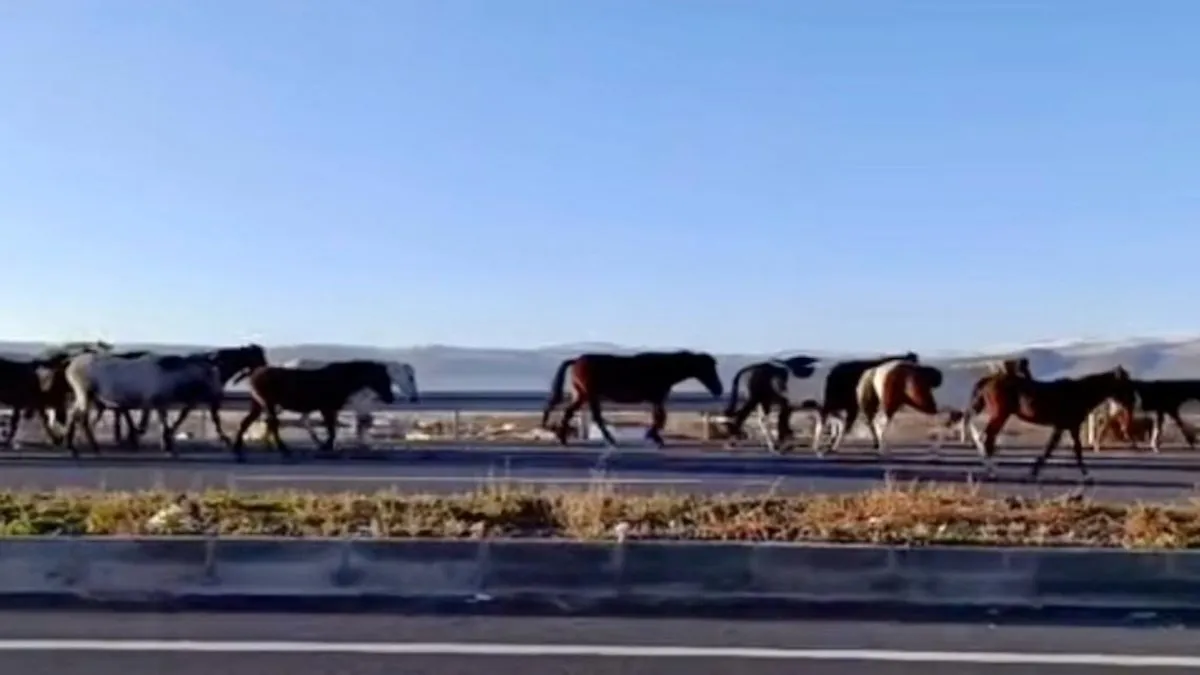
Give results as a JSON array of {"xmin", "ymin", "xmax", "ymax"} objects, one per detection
[
  {"xmin": 62, "ymin": 351, "xmax": 226, "ymax": 456},
  {"xmin": 275, "ymin": 358, "xmax": 419, "ymax": 446}
]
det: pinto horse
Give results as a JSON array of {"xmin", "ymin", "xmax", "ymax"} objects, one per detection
[
  {"xmin": 719, "ymin": 355, "xmax": 820, "ymax": 447},
  {"xmin": 62, "ymin": 351, "xmax": 231, "ymax": 457},
  {"xmin": 279, "ymin": 357, "xmax": 419, "ymax": 446},
  {"xmin": 967, "ymin": 366, "xmax": 1137, "ymax": 482},
  {"xmin": 230, "ymin": 360, "xmax": 395, "ymax": 461},
  {"xmin": 808, "ymin": 353, "xmax": 920, "ymax": 454},
  {"xmin": 855, "ymin": 358, "xmax": 1035, "ymax": 455},
  {"xmin": 540, "ymin": 350, "xmax": 723, "ymax": 449}
]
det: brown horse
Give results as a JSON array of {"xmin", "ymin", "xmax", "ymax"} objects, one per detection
[
  {"xmin": 968, "ymin": 365, "xmax": 1137, "ymax": 482},
  {"xmin": 230, "ymin": 360, "xmax": 395, "ymax": 461},
  {"xmin": 540, "ymin": 350, "xmax": 723, "ymax": 448}
]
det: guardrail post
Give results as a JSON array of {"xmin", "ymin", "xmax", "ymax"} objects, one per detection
[
  {"xmin": 452, "ymin": 410, "xmax": 461, "ymax": 441},
  {"xmin": 701, "ymin": 412, "xmax": 711, "ymax": 441}
]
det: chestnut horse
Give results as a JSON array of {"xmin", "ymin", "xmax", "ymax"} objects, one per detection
[
  {"xmin": 540, "ymin": 350, "xmax": 723, "ymax": 448},
  {"xmin": 967, "ymin": 366, "xmax": 1137, "ymax": 482},
  {"xmin": 853, "ymin": 358, "xmax": 1034, "ymax": 455}
]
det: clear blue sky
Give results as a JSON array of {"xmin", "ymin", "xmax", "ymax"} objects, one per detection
[{"xmin": 2, "ymin": 1, "xmax": 1197, "ymax": 354}]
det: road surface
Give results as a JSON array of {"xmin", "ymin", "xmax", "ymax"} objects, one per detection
[
  {"xmin": 0, "ymin": 442, "xmax": 1196, "ymax": 501},
  {"xmin": 0, "ymin": 612, "xmax": 1196, "ymax": 674}
]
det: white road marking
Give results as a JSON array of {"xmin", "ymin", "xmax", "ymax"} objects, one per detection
[
  {"xmin": 234, "ymin": 475, "xmax": 775, "ymax": 486},
  {"xmin": 0, "ymin": 640, "xmax": 1193, "ymax": 666}
]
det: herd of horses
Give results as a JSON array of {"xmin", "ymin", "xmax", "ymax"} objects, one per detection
[
  {"xmin": 0, "ymin": 341, "xmax": 1196, "ymax": 480},
  {"xmin": 539, "ymin": 350, "xmax": 1200, "ymax": 482},
  {"xmin": 0, "ymin": 342, "xmax": 418, "ymax": 461}
]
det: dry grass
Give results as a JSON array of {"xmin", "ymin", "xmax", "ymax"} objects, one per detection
[{"xmin": 3, "ymin": 484, "xmax": 1200, "ymax": 548}]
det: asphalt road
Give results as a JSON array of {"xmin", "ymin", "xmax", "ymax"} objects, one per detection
[
  {"xmin": 0, "ymin": 442, "xmax": 1196, "ymax": 500},
  {"xmin": 0, "ymin": 612, "xmax": 1196, "ymax": 674}
]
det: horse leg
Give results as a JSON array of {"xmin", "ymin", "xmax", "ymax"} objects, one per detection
[
  {"xmin": 231, "ymin": 402, "xmax": 263, "ymax": 462},
  {"xmin": 4, "ymin": 407, "xmax": 21, "ymax": 448},
  {"xmin": 79, "ymin": 399, "xmax": 102, "ymax": 456},
  {"xmin": 588, "ymin": 398, "xmax": 618, "ymax": 449},
  {"xmin": 645, "ymin": 402, "xmax": 667, "ymax": 449},
  {"xmin": 1150, "ymin": 411, "xmax": 1166, "ymax": 453},
  {"xmin": 121, "ymin": 408, "xmax": 143, "ymax": 449},
  {"xmin": 555, "ymin": 399, "xmax": 584, "ymax": 446},
  {"xmin": 1029, "ymin": 428, "xmax": 1064, "ymax": 482},
  {"xmin": 154, "ymin": 406, "xmax": 178, "ymax": 457},
  {"xmin": 1067, "ymin": 425, "xmax": 1092, "ymax": 484},
  {"xmin": 265, "ymin": 405, "xmax": 291, "ymax": 459},
  {"xmin": 294, "ymin": 412, "xmax": 323, "ymax": 445},
  {"xmin": 776, "ymin": 400, "xmax": 796, "ymax": 447},
  {"xmin": 319, "ymin": 409, "xmax": 340, "ymax": 453},
  {"xmin": 203, "ymin": 400, "xmax": 231, "ymax": 446},
  {"xmin": 1169, "ymin": 409, "xmax": 1197, "ymax": 450},
  {"xmin": 1091, "ymin": 413, "xmax": 1110, "ymax": 453},
  {"xmin": 754, "ymin": 404, "xmax": 777, "ymax": 454},
  {"xmin": 811, "ymin": 411, "xmax": 830, "ymax": 456},
  {"xmin": 834, "ymin": 406, "xmax": 862, "ymax": 453},
  {"xmin": 978, "ymin": 412, "xmax": 1009, "ymax": 478},
  {"xmin": 32, "ymin": 406, "xmax": 62, "ymax": 447}
]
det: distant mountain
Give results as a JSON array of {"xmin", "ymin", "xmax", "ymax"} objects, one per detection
[{"xmin": 6, "ymin": 336, "xmax": 1200, "ymax": 391}]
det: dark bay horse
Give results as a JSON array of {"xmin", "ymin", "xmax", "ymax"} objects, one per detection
[
  {"xmin": 968, "ymin": 365, "xmax": 1137, "ymax": 483},
  {"xmin": 230, "ymin": 360, "xmax": 395, "ymax": 461},
  {"xmin": 540, "ymin": 350, "xmax": 723, "ymax": 448},
  {"xmin": 1110, "ymin": 379, "xmax": 1200, "ymax": 452}
]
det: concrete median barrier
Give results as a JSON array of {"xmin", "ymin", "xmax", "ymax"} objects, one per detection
[{"xmin": 0, "ymin": 537, "xmax": 1197, "ymax": 617}]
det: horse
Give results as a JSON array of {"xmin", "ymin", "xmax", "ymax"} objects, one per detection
[
  {"xmin": 230, "ymin": 360, "xmax": 396, "ymax": 461},
  {"xmin": 0, "ymin": 357, "xmax": 68, "ymax": 447},
  {"xmin": 61, "ymin": 351, "xmax": 231, "ymax": 457},
  {"xmin": 966, "ymin": 365, "xmax": 1138, "ymax": 482},
  {"xmin": 854, "ymin": 357, "xmax": 1034, "ymax": 455},
  {"xmin": 1090, "ymin": 399, "xmax": 1154, "ymax": 451},
  {"xmin": 540, "ymin": 350, "xmax": 723, "ymax": 449},
  {"xmin": 277, "ymin": 357, "xmax": 419, "ymax": 446},
  {"xmin": 718, "ymin": 355, "xmax": 820, "ymax": 448},
  {"xmin": 118, "ymin": 344, "xmax": 268, "ymax": 445},
  {"xmin": 1096, "ymin": 379, "xmax": 1200, "ymax": 453},
  {"xmin": 807, "ymin": 352, "xmax": 920, "ymax": 455}
]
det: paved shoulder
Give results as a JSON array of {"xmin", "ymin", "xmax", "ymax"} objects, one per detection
[{"xmin": 0, "ymin": 613, "xmax": 1197, "ymax": 675}]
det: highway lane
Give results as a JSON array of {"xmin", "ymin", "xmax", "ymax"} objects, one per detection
[
  {"xmin": 0, "ymin": 443, "xmax": 1196, "ymax": 500},
  {"xmin": 0, "ymin": 613, "xmax": 1197, "ymax": 674}
]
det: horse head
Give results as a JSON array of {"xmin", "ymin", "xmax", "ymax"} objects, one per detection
[
  {"xmin": 688, "ymin": 351, "xmax": 724, "ymax": 399},
  {"xmin": 222, "ymin": 344, "xmax": 269, "ymax": 383},
  {"xmin": 1102, "ymin": 365, "xmax": 1138, "ymax": 412},
  {"xmin": 362, "ymin": 361, "xmax": 396, "ymax": 404},
  {"xmin": 388, "ymin": 362, "xmax": 419, "ymax": 403}
]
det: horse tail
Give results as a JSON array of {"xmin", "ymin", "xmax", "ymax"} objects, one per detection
[
  {"xmin": 722, "ymin": 365, "xmax": 755, "ymax": 419},
  {"xmin": 540, "ymin": 358, "xmax": 576, "ymax": 429}
]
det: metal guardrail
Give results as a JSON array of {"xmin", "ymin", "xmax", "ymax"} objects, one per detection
[{"xmin": 209, "ymin": 390, "xmax": 725, "ymax": 414}]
